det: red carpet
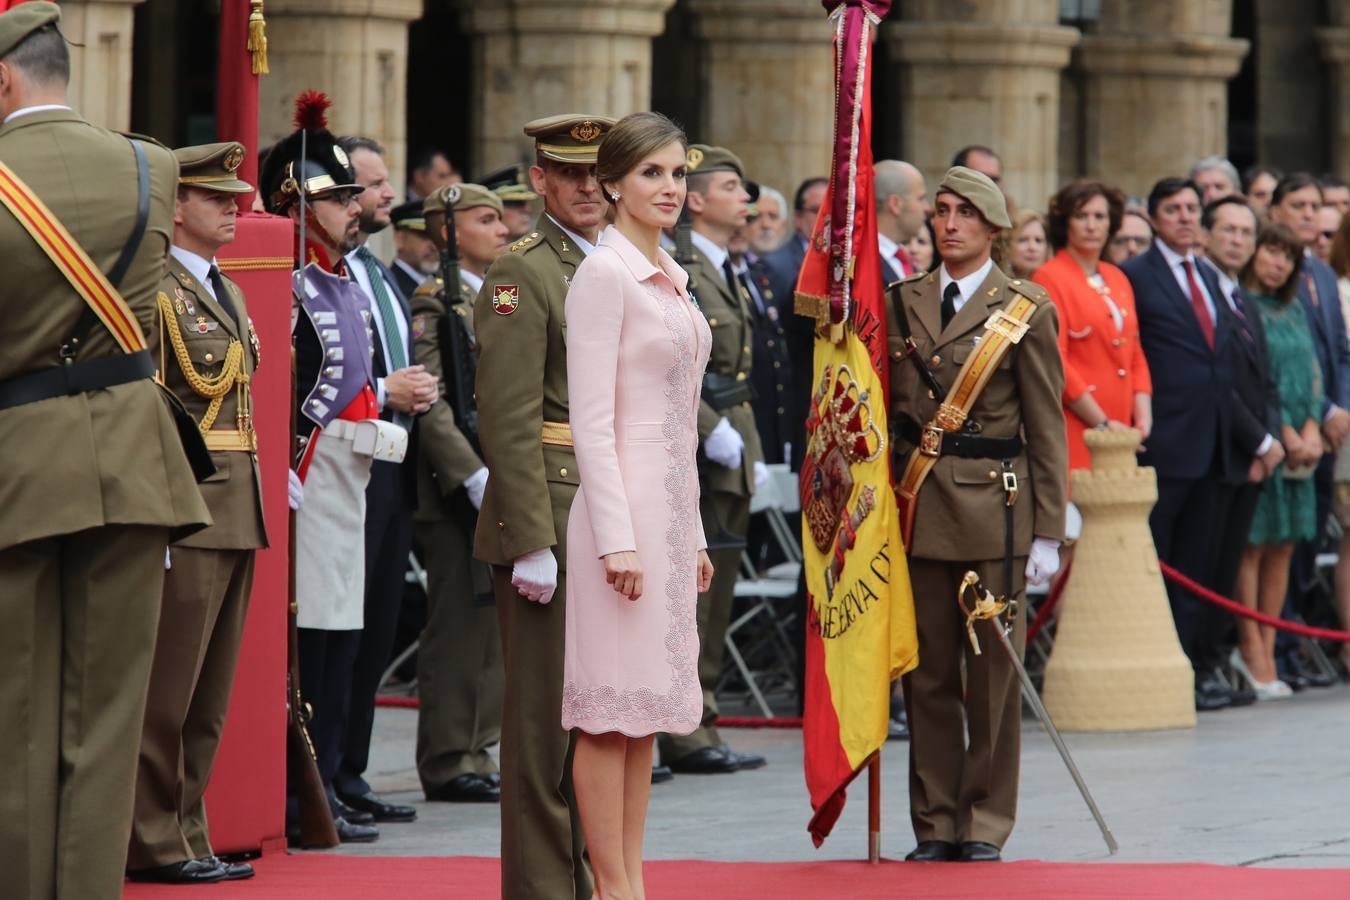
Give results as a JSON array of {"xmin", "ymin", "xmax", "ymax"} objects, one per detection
[{"xmin": 123, "ymin": 853, "xmax": 1350, "ymax": 899}]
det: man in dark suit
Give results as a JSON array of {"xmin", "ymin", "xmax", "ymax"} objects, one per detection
[
  {"xmin": 875, "ymin": 159, "xmax": 931, "ymax": 285},
  {"xmin": 336, "ymin": 136, "xmax": 437, "ymax": 822},
  {"xmin": 1269, "ymin": 173, "xmax": 1350, "ymax": 687},
  {"xmin": 763, "ymin": 176, "xmax": 826, "ymax": 470},
  {"xmin": 1200, "ymin": 196, "xmax": 1283, "ymax": 704},
  {"xmin": 1123, "ymin": 177, "xmax": 1242, "ymax": 711}
]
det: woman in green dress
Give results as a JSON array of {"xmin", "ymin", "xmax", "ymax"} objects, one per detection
[{"xmin": 1234, "ymin": 224, "xmax": 1321, "ymax": 700}]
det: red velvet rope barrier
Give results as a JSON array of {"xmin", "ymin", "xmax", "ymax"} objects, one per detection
[{"xmin": 1158, "ymin": 561, "xmax": 1350, "ymax": 643}]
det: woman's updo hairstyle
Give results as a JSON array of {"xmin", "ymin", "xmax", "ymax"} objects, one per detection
[{"xmin": 595, "ymin": 111, "xmax": 688, "ymax": 204}]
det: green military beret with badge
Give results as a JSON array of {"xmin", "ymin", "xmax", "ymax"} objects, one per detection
[
  {"xmin": 937, "ymin": 165, "xmax": 1012, "ymax": 230},
  {"xmin": 175, "ymin": 141, "xmax": 253, "ymax": 194},
  {"xmin": 686, "ymin": 144, "xmax": 760, "ymax": 202},
  {"xmin": 0, "ymin": 1, "xmax": 60, "ymax": 59},
  {"xmin": 424, "ymin": 182, "xmax": 503, "ymax": 216},
  {"xmin": 523, "ymin": 114, "xmax": 617, "ymax": 165}
]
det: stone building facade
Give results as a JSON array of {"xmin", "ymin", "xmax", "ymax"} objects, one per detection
[{"xmin": 59, "ymin": 0, "xmax": 1350, "ymax": 210}]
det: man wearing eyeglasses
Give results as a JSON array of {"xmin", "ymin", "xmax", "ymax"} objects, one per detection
[{"xmin": 1106, "ymin": 210, "xmax": 1154, "ymax": 266}]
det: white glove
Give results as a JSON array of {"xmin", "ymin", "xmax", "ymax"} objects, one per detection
[
  {"xmin": 288, "ymin": 469, "xmax": 305, "ymax": 511},
  {"xmin": 753, "ymin": 460, "xmax": 770, "ymax": 488},
  {"xmin": 463, "ymin": 466, "xmax": 489, "ymax": 510},
  {"xmin": 703, "ymin": 417, "xmax": 744, "ymax": 469},
  {"xmin": 511, "ymin": 547, "xmax": 559, "ymax": 604},
  {"xmin": 165, "ymin": 548, "xmax": 172, "ymax": 570},
  {"xmin": 1024, "ymin": 537, "xmax": 1062, "ymax": 588}
]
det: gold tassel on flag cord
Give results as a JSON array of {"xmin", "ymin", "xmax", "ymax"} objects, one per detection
[{"xmin": 248, "ymin": 0, "xmax": 269, "ymax": 75}]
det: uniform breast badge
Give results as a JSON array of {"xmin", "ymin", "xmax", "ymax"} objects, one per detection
[
  {"xmin": 411, "ymin": 315, "xmax": 427, "ymax": 339},
  {"xmin": 492, "ymin": 284, "xmax": 520, "ymax": 316},
  {"xmin": 801, "ymin": 364, "xmax": 884, "ymax": 597},
  {"xmin": 176, "ymin": 286, "xmax": 196, "ymax": 317},
  {"xmin": 193, "ymin": 316, "xmax": 219, "ymax": 334}
]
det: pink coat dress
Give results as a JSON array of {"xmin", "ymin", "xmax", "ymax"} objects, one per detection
[{"xmin": 562, "ymin": 227, "xmax": 711, "ymax": 738}]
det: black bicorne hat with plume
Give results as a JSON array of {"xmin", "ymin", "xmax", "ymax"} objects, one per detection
[{"xmin": 259, "ymin": 91, "xmax": 363, "ymax": 214}]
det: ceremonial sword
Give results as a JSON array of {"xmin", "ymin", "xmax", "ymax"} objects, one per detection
[{"xmin": 958, "ymin": 572, "xmax": 1119, "ymax": 855}]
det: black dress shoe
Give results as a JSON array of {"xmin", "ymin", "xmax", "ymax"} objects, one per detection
[
  {"xmin": 335, "ymin": 815, "xmax": 379, "ymax": 843},
  {"xmin": 1289, "ymin": 655, "xmax": 1337, "ymax": 688},
  {"xmin": 426, "ymin": 773, "xmax": 501, "ymax": 802},
  {"xmin": 485, "ymin": 772, "xmax": 501, "ymax": 787},
  {"xmin": 904, "ymin": 840, "xmax": 957, "ymax": 862},
  {"xmin": 1194, "ymin": 674, "xmax": 1232, "ymax": 712},
  {"xmin": 127, "ymin": 857, "xmax": 227, "ymax": 884},
  {"xmin": 888, "ymin": 715, "xmax": 910, "ymax": 740},
  {"xmin": 333, "ymin": 800, "xmax": 375, "ymax": 825},
  {"xmin": 720, "ymin": 743, "xmax": 767, "ymax": 770},
  {"xmin": 667, "ymin": 746, "xmax": 739, "ymax": 774},
  {"xmin": 651, "ymin": 764, "xmax": 674, "ymax": 784},
  {"xmin": 203, "ymin": 856, "xmax": 255, "ymax": 880},
  {"xmin": 958, "ymin": 841, "xmax": 1002, "ymax": 862},
  {"xmin": 338, "ymin": 790, "xmax": 418, "ymax": 822}
]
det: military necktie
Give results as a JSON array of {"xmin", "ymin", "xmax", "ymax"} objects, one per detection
[
  {"xmin": 940, "ymin": 280, "xmax": 960, "ymax": 330},
  {"xmin": 207, "ymin": 264, "xmax": 241, "ymax": 332},
  {"xmin": 356, "ymin": 246, "xmax": 412, "ymax": 430}
]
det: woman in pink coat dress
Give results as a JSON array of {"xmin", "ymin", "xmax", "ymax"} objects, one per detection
[{"xmin": 563, "ymin": 111, "xmax": 715, "ymax": 900}]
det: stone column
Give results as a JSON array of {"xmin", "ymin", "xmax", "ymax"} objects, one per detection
[
  {"xmin": 458, "ymin": 0, "xmax": 675, "ymax": 174},
  {"xmin": 259, "ymin": 0, "xmax": 422, "ymax": 196},
  {"xmin": 60, "ymin": 0, "xmax": 147, "ymax": 131},
  {"xmin": 1074, "ymin": 1, "xmax": 1248, "ymax": 197},
  {"xmin": 1318, "ymin": 3, "xmax": 1350, "ymax": 179},
  {"xmin": 885, "ymin": 2, "xmax": 1079, "ymax": 210},
  {"xmin": 683, "ymin": 0, "xmax": 835, "ymax": 198}
]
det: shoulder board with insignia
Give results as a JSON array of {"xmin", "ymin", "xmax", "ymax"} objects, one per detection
[
  {"xmin": 1007, "ymin": 278, "xmax": 1050, "ymax": 303},
  {"xmin": 118, "ymin": 130, "xmax": 170, "ymax": 150},
  {"xmin": 509, "ymin": 232, "xmax": 541, "ymax": 253},
  {"xmin": 887, "ymin": 270, "xmax": 928, "ymax": 291}
]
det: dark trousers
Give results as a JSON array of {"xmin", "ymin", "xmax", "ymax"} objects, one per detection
[
  {"xmin": 336, "ymin": 459, "xmax": 414, "ymax": 798},
  {"xmin": 1150, "ymin": 475, "xmax": 1221, "ymax": 672},
  {"xmin": 1207, "ymin": 480, "xmax": 1263, "ymax": 669},
  {"xmin": 295, "ymin": 627, "xmax": 362, "ymax": 816},
  {"xmin": 1280, "ymin": 459, "xmax": 1334, "ymax": 660}
]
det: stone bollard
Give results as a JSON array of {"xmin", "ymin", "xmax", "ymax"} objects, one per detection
[{"xmin": 1040, "ymin": 428, "xmax": 1196, "ymax": 731}]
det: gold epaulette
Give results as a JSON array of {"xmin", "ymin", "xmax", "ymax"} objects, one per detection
[{"xmin": 509, "ymin": 231, "xmax": 541, "ymax": 253}]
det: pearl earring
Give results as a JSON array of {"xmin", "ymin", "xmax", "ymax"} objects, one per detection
[{"xmin": 610, "ymin": 191, "xmax": 620, "ymax": 201}]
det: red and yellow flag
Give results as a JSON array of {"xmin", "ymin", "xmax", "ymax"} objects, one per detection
[{"xmin": 796, "ymin": 0, "xmax": 917, "ymax": 847}]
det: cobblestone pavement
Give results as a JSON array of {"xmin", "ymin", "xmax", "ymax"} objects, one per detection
[{"xmin": 321, "ymin": 683, "xmax": 1350, "ymax": 868}]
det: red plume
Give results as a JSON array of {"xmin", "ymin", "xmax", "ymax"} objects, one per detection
[{"xmin": 293, "ymin": 90, "xmax": 332, "ymax": 130}]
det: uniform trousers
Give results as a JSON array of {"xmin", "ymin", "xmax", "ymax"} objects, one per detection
[
  {"xmin": 0, "ymin": 524, "xmax": 170, "ymax": 900},
  {"xmin": 337, "ymin": 459, "xmax": 414, "ymax": 799},
  {"xmin": 416, "ymin": 513, "xmax": 503, "ymax": 792},
  {"xmin": 296, "ymin": 627, "xmax": 362, "ymax": 816},
  {"xmin": 901, "ymin": 555, "xmax": 1027, "ymax": 849},
  {"xmin": 659, "ymin": 488, "xmax": 749, "ymax": 761},
  {"xmin": 494, "ymin": 564, "xmax": 591, "ymax": 900},
  {"xmin": 129, "ymin": 547, "xmax": 255, "ymax": 869}
]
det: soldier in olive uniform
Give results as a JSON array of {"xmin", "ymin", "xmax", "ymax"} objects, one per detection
[
  {"xmin": 0, "ymin": 7, "xmax": 211, "ymax": 897},
  {"xmin": 411, "ymin": 183, "xmax": 506, "ymax": 803},
  {"xmin": 128, "ymin": 142, "xmax": 266, "ymax": 885},
  {"xmin": 660, "ymin": 145, "xmax": 768, "ymax": 774},
  {"xmin": 886, "ymin": 167, "xmax": 1067, "ymax": 863},
  {"xmin": 479, "ymin": 163, "xmax": 538, "ymax": 242},
  {"xmin": 474, "ymin": 113, "xmax": 614, "ymax": 900}
]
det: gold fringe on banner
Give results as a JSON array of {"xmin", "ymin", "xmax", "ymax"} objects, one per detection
[{"xmin": 248, "ymin": 0, "xmax": 269, "ymax": 75}]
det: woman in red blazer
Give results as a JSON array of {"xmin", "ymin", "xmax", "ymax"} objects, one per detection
[{"xmin": 1034, "ymin": 181, "xmax": 1153, "ymax": 473}]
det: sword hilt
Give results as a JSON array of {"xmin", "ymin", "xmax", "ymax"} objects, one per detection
[{"xmin": 957, "ymin": 571, "xmax": 1014, "ymax": 656}]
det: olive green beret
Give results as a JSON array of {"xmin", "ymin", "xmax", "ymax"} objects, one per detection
[
  {"xmin": 175, "ymin": 141, "xmax": 253, "ymax": 194},
  {"xmin": 936, "ymin": 165, "xmax": 1011, "ymax": 230},
  {"xmin": 523, "ymin": 114, "xmax": 616, "ymax": 164},
  {"xmin": 0, "ymin": 2, "xmax": 60, "ymax": 60},
  {"xmin": 423, "ymin": 183, "xmax": 502, "ymax": 216},
  {"xmin": 685, "ymin": 145, "xmax": 759, "ymax": 201}
]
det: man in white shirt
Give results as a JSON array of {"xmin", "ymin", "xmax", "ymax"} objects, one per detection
[
  {"xmin": 875, "ymin": 159, "xmax": 931, "ymax": 283},
  {"xmin": 334, "ymin": 135, "xmax": 436, "ymax": 826}
]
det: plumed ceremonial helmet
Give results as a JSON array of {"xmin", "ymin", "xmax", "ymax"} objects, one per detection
[{"xmin": 259, "ymin": 91, "xmax": 364, "ymax": 215}]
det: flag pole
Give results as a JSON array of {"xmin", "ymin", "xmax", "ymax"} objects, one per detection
[{"xmin": 868, "ymin": 752, "xmax": 881, "ymax": 863}]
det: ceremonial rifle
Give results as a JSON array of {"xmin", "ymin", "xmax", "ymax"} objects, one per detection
[
  {"xmin": 436, "ymin": 185, "xmax": 480, "ymax": 453},
  {"xmin": 286, "ymin": 346, "xmax": 340, "ymax": 848}
]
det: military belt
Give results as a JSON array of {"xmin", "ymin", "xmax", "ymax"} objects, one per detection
[
  {"xmin": 0, "ymin": 350, "xmax": 155, "ymax": 411},
  {"xmin": 541, "ymin": 420, "xmax": 573, "ymax": 447},
  {"xmin": 895, "ymin": 420, "xmax": 1022, "ymax": 460},
  {"xmin": 204, "ymin": 428, "xmax": 258, "ymax": 452}
]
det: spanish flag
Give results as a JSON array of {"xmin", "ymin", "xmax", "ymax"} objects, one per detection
[{"xmin": 796, "ymin": 0, "xmax": 917, "ymax": 847}]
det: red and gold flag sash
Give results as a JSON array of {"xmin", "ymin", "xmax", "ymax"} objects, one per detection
[
  {"xmin": 896, "ymin": 296, "xmax": 1037, "ymax": 545},
  {"xmin": 0, "ymin": 159, "xmax": 146, "ymax": 353}
]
